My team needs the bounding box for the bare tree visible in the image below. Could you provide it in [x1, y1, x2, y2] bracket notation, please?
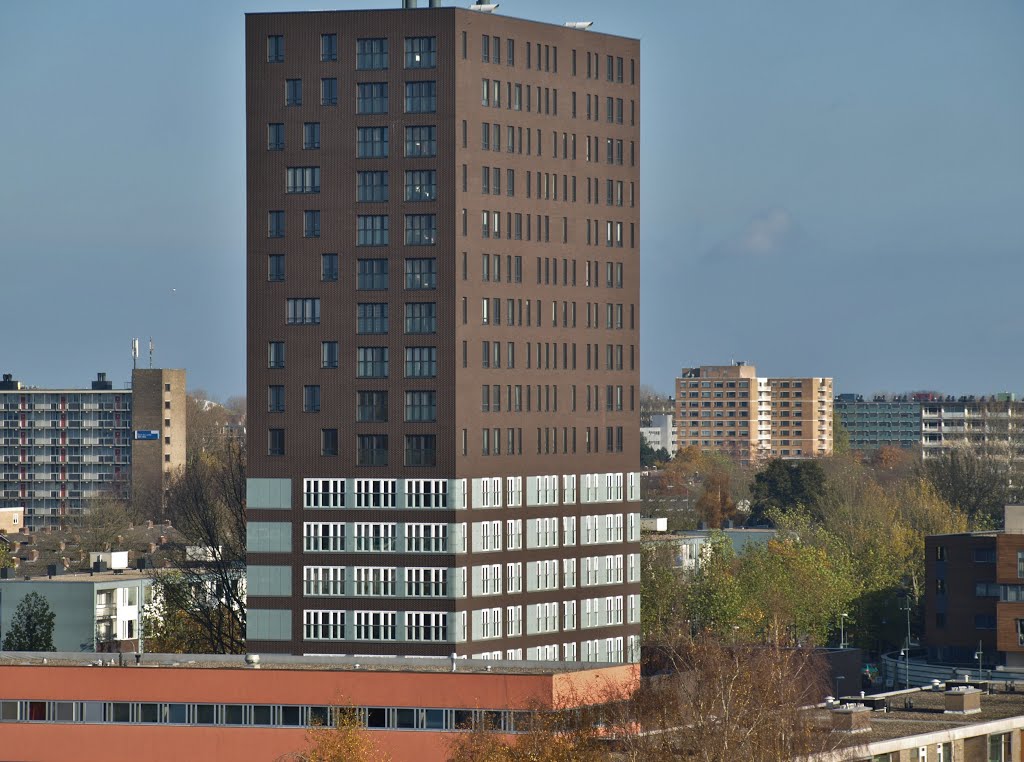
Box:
[149, 438, 246, 653]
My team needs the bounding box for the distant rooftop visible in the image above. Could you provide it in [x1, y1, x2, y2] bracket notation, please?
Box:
[0, 650, 620, 676]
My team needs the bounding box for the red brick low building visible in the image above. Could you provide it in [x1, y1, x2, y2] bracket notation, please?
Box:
[0, 652, 637, 762]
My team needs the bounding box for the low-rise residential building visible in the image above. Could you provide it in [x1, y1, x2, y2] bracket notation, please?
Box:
[643, 527, 776, 571]
[0, 569, 152, 652]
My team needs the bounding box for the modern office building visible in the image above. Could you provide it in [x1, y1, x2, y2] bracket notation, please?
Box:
[674, 363, 833, 465]
[245, 3, 642, 660]
[0, 369, 186, 529]
[833, 393, 922, 451]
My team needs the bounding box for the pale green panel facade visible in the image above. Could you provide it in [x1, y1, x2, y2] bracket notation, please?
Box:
[246, 522, 292, 553]
[247, 609, 291, 641]
[246, 478, 292, 509]
[248, 565, 292, 597]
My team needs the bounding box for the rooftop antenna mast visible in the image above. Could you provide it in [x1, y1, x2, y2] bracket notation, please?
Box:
[149, 338, 154, 369]
[131, 338, 139, 370]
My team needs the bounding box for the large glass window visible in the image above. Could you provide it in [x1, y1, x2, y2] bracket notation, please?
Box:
[404, 37, 436, 68]
[404, 303, 436, 334]
[405, 126, 436, 157]
[404, 258, 436, 290]
[405, 435, 437, 467]
[357, 435, 389, 466]
[357, 259, 388, 290]
[357, 391, 388, 422]
[357, 83, 388, 114]
[286, 298, 320, 325]
[356, 38, 388, 70]
[405, 391, 436, 422]
[405, 170, 436, 202]
[357, 215, 389, 246]
[405, 214, 436, 245]
[404, 81, 436, 113]
[405, 347, 436, 378]
[357, 347, 389, 378]
[357, 171, 389, 202]
[357, 303, 389, 334]
[286, 167, 320, 194]
[357, 127, 388, 158]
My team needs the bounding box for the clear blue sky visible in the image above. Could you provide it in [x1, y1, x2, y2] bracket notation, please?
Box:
[1, 0, 1021, 399]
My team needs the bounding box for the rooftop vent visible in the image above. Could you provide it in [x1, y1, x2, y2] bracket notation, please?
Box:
[469, 1, 498, 11]
[564, 21, 593, 30]
[830, 705, 871, 734]
[91, 372, 113, 391]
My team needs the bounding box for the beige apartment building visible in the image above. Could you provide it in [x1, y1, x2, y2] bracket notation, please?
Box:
[674, 363, 832, 465]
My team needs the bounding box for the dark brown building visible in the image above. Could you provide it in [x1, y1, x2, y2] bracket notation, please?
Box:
[925, 507, 1024, 668]
[245, 3, 641, 661]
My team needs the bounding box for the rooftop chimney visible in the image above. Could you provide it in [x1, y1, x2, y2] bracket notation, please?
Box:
[944, 687, 982, 715]
[830, 705, 871, 734]
[91, 372, 113, 391]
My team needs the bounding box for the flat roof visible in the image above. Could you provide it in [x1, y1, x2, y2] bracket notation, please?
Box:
[0, 650, 627, 676]
[824, 685, 1024, 751]
[245, 6, 640, 42]
[0, 569, 153, 584]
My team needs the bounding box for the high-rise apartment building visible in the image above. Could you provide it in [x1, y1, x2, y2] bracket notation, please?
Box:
[0, 369, 186, 528]
[674, 363, 833, 465]
[244, 3, 641, 661]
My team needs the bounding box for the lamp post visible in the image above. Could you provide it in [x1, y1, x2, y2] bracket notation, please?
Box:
[899, 593, 912, 689]
[840, 613, 848, 650]
[975, 641, 983, 681]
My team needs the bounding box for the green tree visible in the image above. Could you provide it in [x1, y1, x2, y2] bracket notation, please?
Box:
[640, 437, 658, 468]
[922, 446, 1010, 525]
[686, 534, 744, 640]
[2, 592, 56, 651]
[748, 458, 826, 525]
[641, 540, 689, 646]
[832, 411, 851, 455]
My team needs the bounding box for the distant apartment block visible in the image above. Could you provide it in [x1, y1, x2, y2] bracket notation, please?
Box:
[834, 393, 922, 451]
[0, 369, 186, 529]
[673, 363, 832, 465]
[921, 393, 1024, 459]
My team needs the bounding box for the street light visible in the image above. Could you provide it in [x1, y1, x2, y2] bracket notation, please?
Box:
[975, 642, 984, 681]
[840, 613, 849, 650]
[898, 593, 912, 689]
[834, 675, 845, 701]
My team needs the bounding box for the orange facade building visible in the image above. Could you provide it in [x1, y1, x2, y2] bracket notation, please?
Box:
[0, 652, 637, 762]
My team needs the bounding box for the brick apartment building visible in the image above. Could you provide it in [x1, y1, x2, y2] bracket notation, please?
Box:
[926, 506, 1024, 668]
[673, 362, 833, 465]
[245, 2, 642, 660]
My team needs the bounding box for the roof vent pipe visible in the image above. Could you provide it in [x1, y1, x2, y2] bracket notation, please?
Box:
[403, 0, 418, 8]
[429, 0, 441, 6]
